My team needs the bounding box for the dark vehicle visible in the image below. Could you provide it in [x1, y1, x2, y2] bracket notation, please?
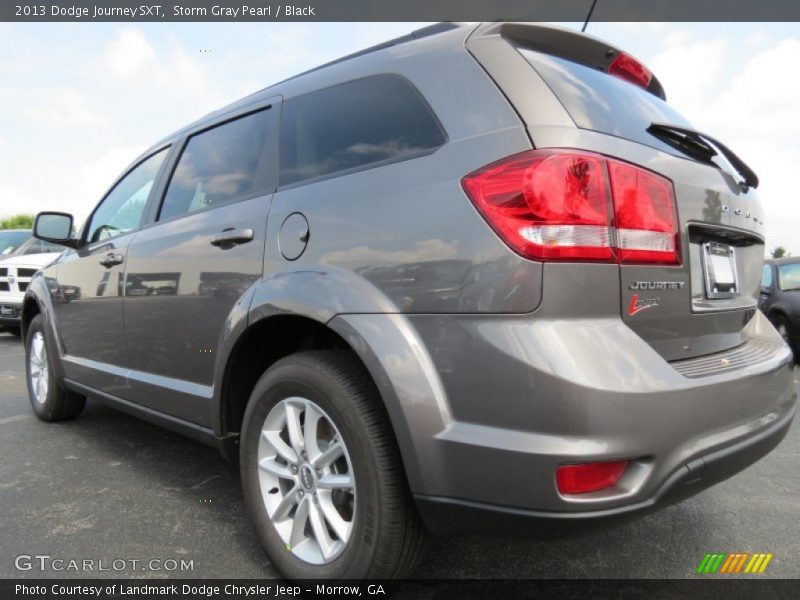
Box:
[760, 257, 800, 361]
[21, 23, 795, 579]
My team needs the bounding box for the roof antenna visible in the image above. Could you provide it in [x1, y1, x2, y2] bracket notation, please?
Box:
[582, 0, 598, 32]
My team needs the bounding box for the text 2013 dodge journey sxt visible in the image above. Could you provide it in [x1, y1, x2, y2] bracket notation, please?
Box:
[23, 23, 796, 579]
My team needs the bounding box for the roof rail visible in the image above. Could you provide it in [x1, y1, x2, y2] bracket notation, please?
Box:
[279, 22, 465, 86]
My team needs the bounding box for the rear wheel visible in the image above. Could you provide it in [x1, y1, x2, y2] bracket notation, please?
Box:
[26, 315, 85, 421]
[240, 350, 427, 579]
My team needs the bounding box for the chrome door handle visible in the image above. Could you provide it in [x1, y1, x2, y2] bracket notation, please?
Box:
[210, 228, 254, 248]
[99, 253, 124, 268]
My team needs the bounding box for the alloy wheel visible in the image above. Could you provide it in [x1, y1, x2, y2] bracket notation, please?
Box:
[257, 397, 356, 565]
[29, 331, 49, 405]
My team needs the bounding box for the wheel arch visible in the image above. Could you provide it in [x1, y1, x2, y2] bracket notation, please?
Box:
[212, 267, 450, 494]
[20, 275, 68, 381]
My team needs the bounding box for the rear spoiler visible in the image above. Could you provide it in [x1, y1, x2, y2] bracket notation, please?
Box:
[470, 22, 666, 101]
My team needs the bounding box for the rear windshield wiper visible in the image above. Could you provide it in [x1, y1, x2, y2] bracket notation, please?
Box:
[648, 122, 759, 190]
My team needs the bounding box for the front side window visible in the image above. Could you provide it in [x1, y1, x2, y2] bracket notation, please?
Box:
[761, 264, 773, 288]
[85, 149, 168, 244]
[279, 75, 446, 186]
[158, 108, 273, 221]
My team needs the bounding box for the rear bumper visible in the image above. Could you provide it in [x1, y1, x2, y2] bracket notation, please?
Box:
[415, 400, 794, 535]
[335, 308, 795, 535]
[401, 309, 795, 516]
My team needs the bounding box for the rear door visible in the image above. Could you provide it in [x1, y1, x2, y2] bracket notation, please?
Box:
[53, 148, 170, 391]
[122, 99, 279, 426]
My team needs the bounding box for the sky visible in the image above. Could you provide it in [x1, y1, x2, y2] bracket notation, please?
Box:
[0, 21, 798, 253]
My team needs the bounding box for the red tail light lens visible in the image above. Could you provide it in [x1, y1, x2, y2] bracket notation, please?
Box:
[461, 151, 613, 261]
[608, 161, 679, 265]
[461, 149, 680, 265]
[556, 459, 629, 495]
[608, 51, 653, 90]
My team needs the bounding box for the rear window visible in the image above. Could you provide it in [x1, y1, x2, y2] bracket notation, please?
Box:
[0, 231, 29, 255]
[517, 47, 694, 155]
[279, 75, 446, 186]
[12, 237, 63, 256]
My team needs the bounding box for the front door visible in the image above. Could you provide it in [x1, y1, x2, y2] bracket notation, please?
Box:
[53, 148, 170, 393]
[123, 104, 278, 426]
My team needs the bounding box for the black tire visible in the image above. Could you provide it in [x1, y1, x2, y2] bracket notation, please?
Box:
[25, 315, 86, 421]
[240, 350, 427, 579]
[770, 312, 798, 362]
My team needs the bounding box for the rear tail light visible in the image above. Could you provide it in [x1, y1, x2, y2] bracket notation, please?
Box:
[462, 149, 680, 265]
[608, 51, 653, 90]
[556, 459, 629, 495]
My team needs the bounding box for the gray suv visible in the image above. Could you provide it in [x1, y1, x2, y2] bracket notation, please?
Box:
[22, 23, 796, 579]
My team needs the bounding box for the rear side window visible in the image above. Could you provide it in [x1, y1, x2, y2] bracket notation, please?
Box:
[517, 47, 693, 155]
[159, 108, 273, 221]
[279, 75, 445, 186]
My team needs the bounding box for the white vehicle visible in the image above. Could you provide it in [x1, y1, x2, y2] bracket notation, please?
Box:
[0, 237, 63, 335]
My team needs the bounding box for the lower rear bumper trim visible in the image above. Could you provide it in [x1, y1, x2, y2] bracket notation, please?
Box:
[415, 401, 795, 537]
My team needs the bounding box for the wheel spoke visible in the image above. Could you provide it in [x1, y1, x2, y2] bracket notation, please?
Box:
[285, 403, 305, 456]
[258, 457, 293, 480]
[289, 495, 310, 548]
[261, 430, 298, 464]
[309, 500, 336, 560]
[269, 486, 300, 521]
[313, 439, 344, 468]
[318, 491, 351, 541]
[318, 473, 353, 490]
[303, 402, 323, 463]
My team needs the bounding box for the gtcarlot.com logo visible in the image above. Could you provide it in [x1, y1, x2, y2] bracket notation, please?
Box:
[697, 552, 773, 574]
[14, 554, 194, 572]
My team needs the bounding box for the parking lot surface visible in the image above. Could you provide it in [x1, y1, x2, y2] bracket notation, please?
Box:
[0, 330, 798, 579]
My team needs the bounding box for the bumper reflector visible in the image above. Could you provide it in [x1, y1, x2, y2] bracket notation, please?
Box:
[556, 459, 629, 494]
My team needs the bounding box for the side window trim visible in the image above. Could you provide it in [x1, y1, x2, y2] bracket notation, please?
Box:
[141, 138, 187, 228]
[80, 145, 172, 248]
[148, 97, 282, 227]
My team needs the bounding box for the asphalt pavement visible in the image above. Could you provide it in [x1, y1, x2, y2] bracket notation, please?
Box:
[0, 330, 798, 579]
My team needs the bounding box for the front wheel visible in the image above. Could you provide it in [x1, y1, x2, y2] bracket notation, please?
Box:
[26, 315, 86, 421]
[240, 350, 427, 579]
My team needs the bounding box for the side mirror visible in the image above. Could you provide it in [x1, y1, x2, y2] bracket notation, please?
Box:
[33, 212, 78, 248]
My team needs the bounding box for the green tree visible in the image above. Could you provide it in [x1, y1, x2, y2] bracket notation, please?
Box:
[0, 214, 34, 230]
[771, 246, 790, 259]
